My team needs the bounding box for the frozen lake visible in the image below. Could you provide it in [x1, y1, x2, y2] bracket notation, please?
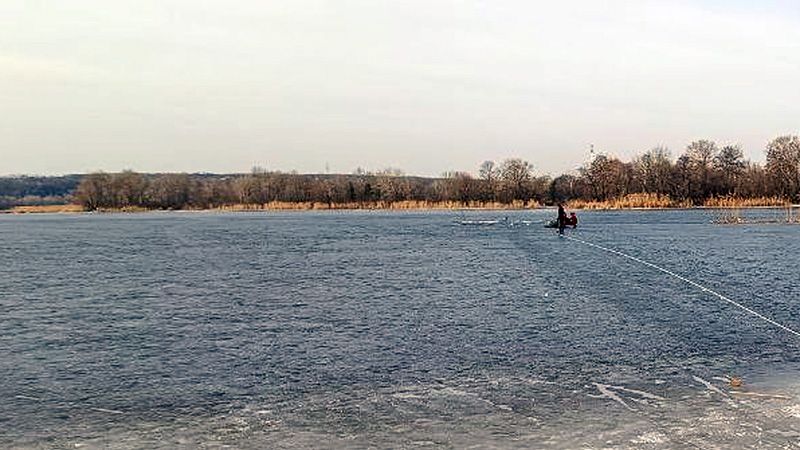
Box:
[2, 209, 800, 448]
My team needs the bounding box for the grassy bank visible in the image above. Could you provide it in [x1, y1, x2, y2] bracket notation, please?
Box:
[3, 195, 795, 213]
[216, 200, 541, 211]
[702, 196, 790, 208]
[3, 200, 542, 213]
[567, 193, 792, 210]
[4, 204, 85, 214]
[567, 193, 685, 210]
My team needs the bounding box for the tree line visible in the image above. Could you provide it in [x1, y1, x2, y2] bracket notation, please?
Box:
[71, 161, 554, 210]
[550, 136, 800, 203]
[3, 135, 798, 211]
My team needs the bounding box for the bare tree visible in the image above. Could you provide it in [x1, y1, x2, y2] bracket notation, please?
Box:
[479, 161, 496, 181]
[375, 170, 410, 203]
[498, 158, 534, 202]
[684, 140, 718, 198]
[478, 160, 498, 201]
[74, 172, 112, 210]
[633, 146, 673, 194]
[580, 154, 630, 200]
[766, 135, 800, 200]
[111, 170, 148, 207]
[714, 145, 745, 195]
[736, 162, 772, 198]
[442, 171, 479, 204]
[147, 174, 191, 209]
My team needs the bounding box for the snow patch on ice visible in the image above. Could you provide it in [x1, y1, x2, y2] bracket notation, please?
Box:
[784, 404, 800, 418]
[631, 431, 667, 444]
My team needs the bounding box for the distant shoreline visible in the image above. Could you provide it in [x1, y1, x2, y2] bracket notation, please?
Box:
[3, 202, 798, 215]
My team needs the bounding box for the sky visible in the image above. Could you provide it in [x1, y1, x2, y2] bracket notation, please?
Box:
[1, 0, 799, 177]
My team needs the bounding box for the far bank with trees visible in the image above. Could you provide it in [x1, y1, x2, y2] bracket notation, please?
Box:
[3, 135, 799, 212]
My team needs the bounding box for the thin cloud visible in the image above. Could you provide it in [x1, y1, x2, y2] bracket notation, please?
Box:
[0, 0, 798, 176]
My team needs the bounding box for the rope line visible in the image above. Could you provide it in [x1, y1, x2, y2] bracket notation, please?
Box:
[563, 234, 800, 339]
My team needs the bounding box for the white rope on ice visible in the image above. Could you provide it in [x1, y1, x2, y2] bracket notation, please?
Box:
[563, 234, 800, 339]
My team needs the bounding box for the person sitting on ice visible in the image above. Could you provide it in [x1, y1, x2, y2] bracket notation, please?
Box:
[569, 212, 578, 228]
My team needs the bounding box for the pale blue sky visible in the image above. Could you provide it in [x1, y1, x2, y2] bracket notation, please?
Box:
[1, 0, 799, 176]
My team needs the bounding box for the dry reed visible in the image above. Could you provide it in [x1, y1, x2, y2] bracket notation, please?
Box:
[7, 204, 85, 214]
[217, 200, 541, 211]
[566, 193, 685, 210]
[702, 196, 791, 208]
